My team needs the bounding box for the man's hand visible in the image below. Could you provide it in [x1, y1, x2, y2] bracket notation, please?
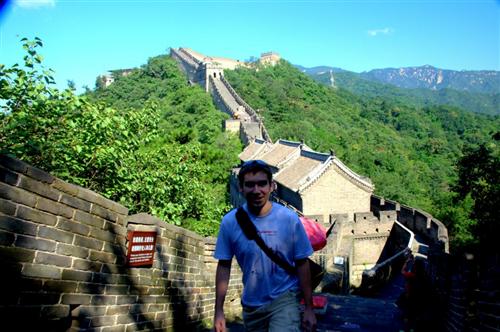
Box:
[296, 259, 317, 331]
[302, 307, 317, 332]
[214, 260, 231, 332]
[214, 310, 226, 332]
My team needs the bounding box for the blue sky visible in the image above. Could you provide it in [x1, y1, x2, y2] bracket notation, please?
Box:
[0, 0, 498, 93]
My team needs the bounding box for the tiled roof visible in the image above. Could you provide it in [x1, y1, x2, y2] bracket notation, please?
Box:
[239, 139, 272, 161]
[259, 140, 302, 167]
[238, 139, 374, 193]
[274, 154, 323, 190]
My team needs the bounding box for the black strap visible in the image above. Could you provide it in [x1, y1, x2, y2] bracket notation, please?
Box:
[236, 208, 296, 275]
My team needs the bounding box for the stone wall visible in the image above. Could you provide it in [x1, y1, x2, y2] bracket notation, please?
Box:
[426, 251, 500, 332]
[0, 155, 243, 331]
[301, 165, 372, 222]
[370, 195, 449, 253]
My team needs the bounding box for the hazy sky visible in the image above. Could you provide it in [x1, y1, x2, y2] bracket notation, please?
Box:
[1, 0, 498, 93]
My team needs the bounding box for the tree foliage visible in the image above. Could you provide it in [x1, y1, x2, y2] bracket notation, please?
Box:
[1, 38, 241, 236]
[453, 137, 499, 246]
[225, 61, 500, 248]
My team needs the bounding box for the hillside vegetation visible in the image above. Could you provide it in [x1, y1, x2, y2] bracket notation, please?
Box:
[306, 70, 499, 116]
[0, 39, 241, 236]
[225, 60, 499, 248]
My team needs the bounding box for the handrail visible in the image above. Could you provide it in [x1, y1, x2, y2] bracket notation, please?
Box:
[362, 220, 414, 279]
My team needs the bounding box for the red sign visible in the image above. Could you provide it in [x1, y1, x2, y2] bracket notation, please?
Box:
[126, 231, 157, 267]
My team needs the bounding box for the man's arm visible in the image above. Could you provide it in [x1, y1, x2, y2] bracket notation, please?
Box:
[296, 258, 317, 332]
[214, 259, 232, 332]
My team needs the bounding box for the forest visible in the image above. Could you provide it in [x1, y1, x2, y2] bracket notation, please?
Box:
[1, 39, 498, 249]
[0, 39, 241, 236]
[225, 60, 499, 250]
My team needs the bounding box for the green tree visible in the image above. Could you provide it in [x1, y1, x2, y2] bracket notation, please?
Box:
[453, 137, 499, 247]
[1, 38, 241, 236]
[225, 60, 500, 248]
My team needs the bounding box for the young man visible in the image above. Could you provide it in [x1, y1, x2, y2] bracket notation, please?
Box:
[213, 160, 317, 332]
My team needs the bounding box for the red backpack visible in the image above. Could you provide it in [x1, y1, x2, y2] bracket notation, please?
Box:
[300, 216, 328, 251]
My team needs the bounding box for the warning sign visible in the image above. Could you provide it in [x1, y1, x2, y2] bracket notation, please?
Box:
[126, 231, 157, 267]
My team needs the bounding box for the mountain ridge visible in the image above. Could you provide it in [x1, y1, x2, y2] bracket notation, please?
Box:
[297, 64, 499, 94]
[296, 64, 499, 115]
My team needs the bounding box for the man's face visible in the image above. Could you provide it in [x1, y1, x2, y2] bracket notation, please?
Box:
[240, 171, 273, 210]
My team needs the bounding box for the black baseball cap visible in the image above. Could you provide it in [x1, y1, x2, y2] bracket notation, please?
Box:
[238, 160, 273, 185]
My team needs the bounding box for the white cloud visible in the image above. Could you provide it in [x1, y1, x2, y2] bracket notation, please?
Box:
[367, 28, 393, 37]
[15, 0, 55, 9]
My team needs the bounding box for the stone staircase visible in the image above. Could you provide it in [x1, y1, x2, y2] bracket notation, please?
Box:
[211, 77, 249, 120]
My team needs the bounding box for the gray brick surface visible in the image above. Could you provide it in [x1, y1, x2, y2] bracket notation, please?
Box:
[77, 282, 105, 294]
[102, 324, 127, 332]
[25, 164, 55, 184]
[0, 154, 29, 173]
[72, 258, 102, 272]
[18, 174, 60, 201]
[36, 196, 74, 219]
[87, 315, 117, 327]
[22, 263, 62, 279]
[89, 250, 116, 264]
[0, 166, 19, 185]
[74, 234, 104, 251]
[105, 285, 129, 295]
[70, 304, 107, 317]
[62, 269, 92, 282]
[90, 227, 116, 243]
[17, 205, 58, 226]
[52, 178, 79, 196]
[91, 295, 117, 305]
[75, 210, 105, 229]
[104, 221, 127, 237]
[40, 305, 70, 318]
[0, 246, 36, 263]
[42, 280, 77, 294]
[91, 204, 119, 221]
[35, 251, 73, 267]
[61, 294, 92, 305]
[15, 235, 56, 252]
[0, 198, 17, 216]
[0, 182, 37, 207]
[59, 193, 92, 212]
[116, 295, 138, 305]
[57, 217, 91, 236]
[0, 229, 16, 246]
[38, 225, 74, 244]
[57, 242, 90, 259]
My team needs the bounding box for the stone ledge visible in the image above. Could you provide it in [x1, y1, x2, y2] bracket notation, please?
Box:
[0, 154, 55, 184]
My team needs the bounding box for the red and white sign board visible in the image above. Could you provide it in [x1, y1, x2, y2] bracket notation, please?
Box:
[126, 231, 157, 267]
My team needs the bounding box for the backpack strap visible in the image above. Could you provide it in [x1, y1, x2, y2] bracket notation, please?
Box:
[236, 207, 296, 275]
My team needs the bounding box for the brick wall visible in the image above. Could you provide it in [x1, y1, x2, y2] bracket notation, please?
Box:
[0, 155, 243, 331]
[302, 165, 372, 222]
[370, 195, 449, 253]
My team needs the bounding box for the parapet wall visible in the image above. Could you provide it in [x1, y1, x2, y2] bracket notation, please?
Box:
[370, 195, 449, 253]
[0, 155, 243, 331]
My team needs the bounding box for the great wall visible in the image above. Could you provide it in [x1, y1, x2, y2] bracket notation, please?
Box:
[0, 48, 497, 331]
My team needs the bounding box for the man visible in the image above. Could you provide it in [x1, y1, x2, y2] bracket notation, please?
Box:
[213, 159, 317, 332]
